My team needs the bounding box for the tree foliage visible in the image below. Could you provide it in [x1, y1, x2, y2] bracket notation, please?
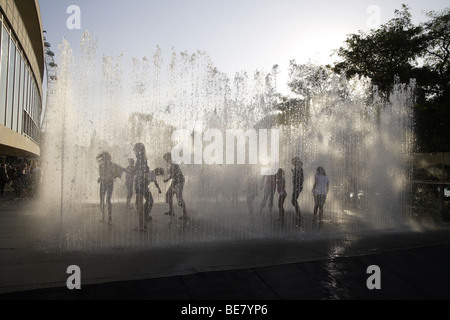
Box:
[332, 5, 449, 151]
[273, 5, 448, 152]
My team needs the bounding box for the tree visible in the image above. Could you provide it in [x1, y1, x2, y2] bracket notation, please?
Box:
[334, 4, 425, 95]
[413, 7, 449, 152]
[334, 5, 450, 152]
[422, 8, 450, 97]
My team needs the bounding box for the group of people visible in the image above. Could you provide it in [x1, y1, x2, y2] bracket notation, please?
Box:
[0, 162, 42, 199]
[96, 143, 187, 232]
[96, 147, 329, 230]
[248, 157, 329, 224]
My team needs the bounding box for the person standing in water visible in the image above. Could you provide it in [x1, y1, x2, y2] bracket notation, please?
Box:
[97, 151, 123, 225]
[133, 143, 151, 231]
[260, 173, 277, 215]
[312, 166, 329, 223]
[163, 152, 188, 220]
[291, 157, 304, 224]
[125, 158, 136, 210]
[145, 166, 163, 221]
[276, 168, 287, 221]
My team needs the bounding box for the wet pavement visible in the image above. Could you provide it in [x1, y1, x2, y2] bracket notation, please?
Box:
[3, 243, 450, 302]
[1, 187, 450, 302]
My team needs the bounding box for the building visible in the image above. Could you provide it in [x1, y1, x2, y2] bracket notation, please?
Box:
[0, 0, 44, 163]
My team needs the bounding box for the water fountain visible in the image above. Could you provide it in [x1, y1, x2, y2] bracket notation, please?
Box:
[38, 31, 415, 252]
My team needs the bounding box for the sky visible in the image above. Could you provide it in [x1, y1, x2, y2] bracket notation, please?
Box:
[38, 0, 449, 94]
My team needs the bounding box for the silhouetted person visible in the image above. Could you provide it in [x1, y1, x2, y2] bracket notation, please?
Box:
[163, 152, 188, 220]
[260, 173, 276, 215]
[312, 166, 329, 223]
[146, 167, 163, 221]
[125, 158, 136, 210]
[97, 151, 123, 225]
[17, 163, 29, 198]
[133, 143, 151, 231]
[0, 164, 9, 196]
[291, 157, 304, 224]
[276, 168, 287, 221]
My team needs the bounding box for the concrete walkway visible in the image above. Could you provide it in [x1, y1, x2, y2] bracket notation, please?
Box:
[0, 188, 450, 301]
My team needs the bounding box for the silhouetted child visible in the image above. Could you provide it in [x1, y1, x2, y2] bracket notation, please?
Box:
[291, 157, 304, 224]
[133, 143, 152, 231]
[145, 167, 163, 221]
[276, 168, 287, 221]
[260, 173, 277, 215]
[125, 158, 136, 210]
[312, 166, 329, 223]
[97, 151, 124, 225]
[163, 152, 188, 220]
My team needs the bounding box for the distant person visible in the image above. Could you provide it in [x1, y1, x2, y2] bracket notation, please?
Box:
[125, 158, 136, 210]
[145, 166, 163, 221]
[291, 157, 304, 224]
[17, 163, 29, 198]
[0, 164, 9, 196]
[260, 173, 277, 215]
[133, 143, 152, 231]
[312, 166, 329, 223]
[276, 168, 287, 221]
[97, 151, 123, 225]
[10, 165, 20, 195]
[245, 168, 259, 215]
[163, 152, 188, 220]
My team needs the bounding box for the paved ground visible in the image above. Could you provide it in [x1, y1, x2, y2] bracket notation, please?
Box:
[1, 186, 450, 304]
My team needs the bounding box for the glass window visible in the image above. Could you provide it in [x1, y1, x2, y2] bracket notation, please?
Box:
[29, 82, 33, 120]
[23, 64, 28, 116]
[12, 50, 21, 132]
[25, 69, 29, 114]
[29, 82, 34, 121]
[26, 115, 30, 137]
[32, 83, 36, 123]
[18, 57, 24, 134]
[36, 87, 40, 123]
[32, 83, 36, 121]
[23, 112, 27, 136]
[37, 100, 41, 135]
[23, 70, 30, 134]
[27, 71, 31, 114]
[6, 39, 16, 129]
[27, 69, 30, 115]
[31, 119, 34, 140]
[26, 113, 29, 137]
[33, 85, 37, 121]
[0, 25, 9, 126]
